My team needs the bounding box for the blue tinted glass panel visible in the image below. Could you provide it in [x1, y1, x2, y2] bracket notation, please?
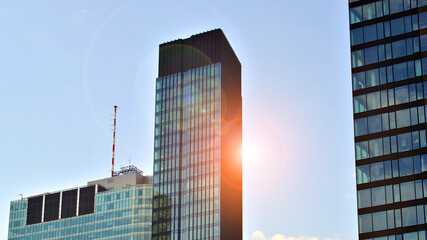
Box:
[391, 18, 405, 36]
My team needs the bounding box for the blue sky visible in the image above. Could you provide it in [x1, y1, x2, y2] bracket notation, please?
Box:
[0, 1, 355, 239]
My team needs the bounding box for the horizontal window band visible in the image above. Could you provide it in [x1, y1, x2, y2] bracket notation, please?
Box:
[355, 146, 427, 166]
[357, 171, 427, 189]
[359, 223, 427, 239]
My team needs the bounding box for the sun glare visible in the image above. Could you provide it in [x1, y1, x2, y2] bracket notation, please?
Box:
[242, 142, 261, 165]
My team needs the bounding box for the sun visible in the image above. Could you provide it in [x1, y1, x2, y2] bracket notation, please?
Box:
[242, 142, 261, 165]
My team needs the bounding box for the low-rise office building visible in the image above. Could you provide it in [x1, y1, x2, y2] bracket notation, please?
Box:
[8, 166, 152, 240]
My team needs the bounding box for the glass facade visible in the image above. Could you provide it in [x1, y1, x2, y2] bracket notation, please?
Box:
[8, 185, 152, 240]
[153, 63, 222, 240]
[350, 0, 427, 239]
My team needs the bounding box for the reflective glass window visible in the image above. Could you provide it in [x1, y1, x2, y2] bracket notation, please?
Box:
[359, 214, 373, 233]
[363, 3, 377, 21]
[393, 62, 408, 81]
[391, 17, 405, 36]
[395, 86, 409, 105]
[356, 141, 369, 160]
[351, 28, 364, 46]
[358, 189, 371, 208]
[366, 69, 380, 87]
[372, 186, 386, 206]
[399, 157, 414, 176]
[364, 25, 377, 43]
[371, 162, 385, 181]
[365, 46, 379, 65]
[357, 165, 370, 183]
[393, 40, 406, 58]
[373, 211, 387, 231]
[401, 181, 415, 201]
[370, 138, 383, 157]
[353, 72, 365, 90]
[354, 95, 367, 113]
[396, 109, 411, 128]
[402, 206, 417, 226]
[390, 0, 404, 14]
[367, 92, 381, 110]
[350, 6, 363, 24]
[352, 50, 364, 68]
[398, 132, 412, 152]
[368, 115, 382, 134]
[355, 118, 368, 136]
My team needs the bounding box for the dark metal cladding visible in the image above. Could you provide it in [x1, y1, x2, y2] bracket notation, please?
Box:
[78, 186, 95, 216]
[158, 29, 240, 78]
[26, 196, 43, 225]
[43, 193, 60, 222]
[61, 189, 77, 219]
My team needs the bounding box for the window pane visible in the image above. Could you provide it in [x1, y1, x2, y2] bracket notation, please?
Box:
[350, 6, 363, 24]
[391, 17, 405, 36]
[388, 210, 395, 229]
[399, 157, 414, 176]
[419, 12, 427, 29]
[373, 211, 387, 231]
[368, 115, 382, 134]
[395, 86, 409, 105]
[385, 161, 392, 179]
[365, 46, 379, 65]
[366, 69, 380, 87]
[398, 132, 412, 152]
[370, 162, 385, 182]
[352, 50, 364, 68]
[354, 95, 367, 113]
[392, 40, 406, 58]
[357, 165, 370, 183]
[400, 181, 415, 201]
[358, 189, 371, 208]
[364, 25, 377, 43]
[402, 206, 417, 227]
[390, 0, 404, 14]
[359, 214, 373, 233]
[351, 28, 364, 46]
[372, 186, 386, 206]
[356, 141, 369, 160]
[396, 109, 411, 128]
[420, 34, 427, 52]
[367, 92, 381, 110]
[369, 138, 383, 157]
[353, 72, 365, 90]
[363, 3, 377, 21]
[393, 62, 408, 81]
[355, 118, 368, 136]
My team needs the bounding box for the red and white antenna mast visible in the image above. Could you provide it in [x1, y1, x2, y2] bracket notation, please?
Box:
[111, 105, 118, 177]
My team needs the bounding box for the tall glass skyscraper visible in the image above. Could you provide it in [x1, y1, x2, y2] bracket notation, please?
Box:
[152, 29, 242, 240]
[8, 167, 152, 240]
[350, 0, 427, 239]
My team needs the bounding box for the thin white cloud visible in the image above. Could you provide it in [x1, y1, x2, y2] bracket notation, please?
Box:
[250, 231, 341, 240]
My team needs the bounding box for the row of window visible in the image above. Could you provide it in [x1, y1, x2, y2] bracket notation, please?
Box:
[353, 59, 422, 91]
[353, 81, 424, 114]
[350, 0, 426, 24]
[354, 105, 425, 136]
[352, 36, 420, 68]
[358, 179, 427, 208]
[355, 129, 426, 160]
[357, 154, 427, 184]
[351, 13, 421, 46]
[10, 222, 151, 240]
[359, 204, 426, 233]
[156, 73, 181, 89]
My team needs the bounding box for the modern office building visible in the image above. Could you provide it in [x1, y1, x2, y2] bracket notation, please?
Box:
[8, 166, 152, 240]
[152, 29, 242, 240]
[350, 0, 427, 239]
